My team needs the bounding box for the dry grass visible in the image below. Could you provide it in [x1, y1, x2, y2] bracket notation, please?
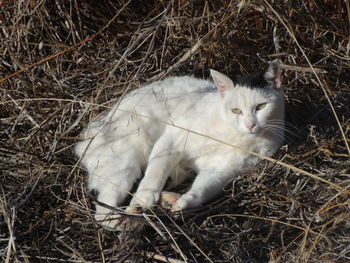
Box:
[1, 0, 350, 262]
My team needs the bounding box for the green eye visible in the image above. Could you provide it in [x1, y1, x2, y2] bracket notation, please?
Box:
[256, 103, 267, 111]
[231, 108, 242, 114]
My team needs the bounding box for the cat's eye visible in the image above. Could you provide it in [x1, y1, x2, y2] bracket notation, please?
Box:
[231, 108, 242, 115]
[256, 103, 267, 111]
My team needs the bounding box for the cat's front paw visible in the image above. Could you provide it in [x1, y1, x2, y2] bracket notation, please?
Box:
[130, 190, 160, 209]
[159, 191, 181, 209]
[171, 193, 200, 212]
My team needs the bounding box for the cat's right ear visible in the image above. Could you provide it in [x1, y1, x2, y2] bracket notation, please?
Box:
[210, 69, 234, 97]
[264, 60, 282, 90]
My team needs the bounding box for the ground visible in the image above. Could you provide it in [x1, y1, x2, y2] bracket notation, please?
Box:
[1, 0, 349, 262]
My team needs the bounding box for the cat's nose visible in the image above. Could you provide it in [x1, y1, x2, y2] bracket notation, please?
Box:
[246, 123, 256, 131]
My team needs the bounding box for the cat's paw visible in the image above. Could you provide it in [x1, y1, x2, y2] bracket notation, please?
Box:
[171, 198, 187, 212]
[130, 190, 160, 209]
[171, 193, 200, 212]
[125, 205, 142, 214]
[159, 191, 181, 209]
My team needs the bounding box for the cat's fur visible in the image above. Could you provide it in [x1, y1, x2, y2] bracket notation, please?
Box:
[75, 61, 285, 231]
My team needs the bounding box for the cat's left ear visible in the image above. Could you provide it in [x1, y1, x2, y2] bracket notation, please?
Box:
[264, 60, 282, 90]
[210, 69, 234, 97]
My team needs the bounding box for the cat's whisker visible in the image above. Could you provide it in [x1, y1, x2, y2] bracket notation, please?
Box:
[261, 122, 291, 136]
[263, 120, 300, 133]
[263, 127, 289, 141]
[262, 122, 298, 137]
[263, 125, 295, 143]
[263, 126, 285, 136]
[267, 125, 296, 137]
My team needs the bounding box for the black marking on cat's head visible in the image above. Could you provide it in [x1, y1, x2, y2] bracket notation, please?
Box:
[231, 60, 282, 90]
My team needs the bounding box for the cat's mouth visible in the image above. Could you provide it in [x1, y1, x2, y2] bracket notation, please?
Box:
[247, 127, 263, 136]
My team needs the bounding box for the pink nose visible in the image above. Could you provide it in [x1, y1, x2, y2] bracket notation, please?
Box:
[246, 123, 256, 131]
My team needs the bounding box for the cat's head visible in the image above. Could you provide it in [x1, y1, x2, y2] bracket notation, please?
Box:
[210, 60, 285, 136]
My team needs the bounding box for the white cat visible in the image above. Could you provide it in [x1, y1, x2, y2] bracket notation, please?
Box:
[75, 61, 285, 231]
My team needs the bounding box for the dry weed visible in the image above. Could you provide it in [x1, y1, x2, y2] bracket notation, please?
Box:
[1, 0, 349, 262]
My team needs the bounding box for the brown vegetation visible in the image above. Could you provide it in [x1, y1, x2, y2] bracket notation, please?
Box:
[1, 0, 349, 262]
